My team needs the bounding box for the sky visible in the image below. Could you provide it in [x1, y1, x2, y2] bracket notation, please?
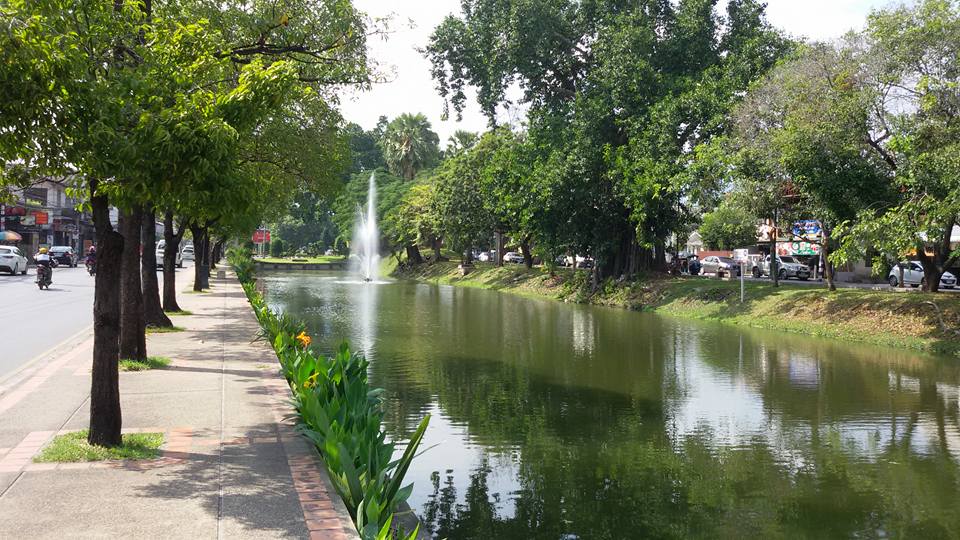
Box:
[340, 0, 892, 145]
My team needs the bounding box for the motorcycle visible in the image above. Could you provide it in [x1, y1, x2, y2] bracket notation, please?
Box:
[85, 257, 96, 276]
[36, 264, 52, 289]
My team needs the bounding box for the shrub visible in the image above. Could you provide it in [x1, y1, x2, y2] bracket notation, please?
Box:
[227, 246, 255, 283]
[270, 238, 285, 257]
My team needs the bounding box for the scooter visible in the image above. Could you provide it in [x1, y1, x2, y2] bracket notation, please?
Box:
[85, 257, 96, 276]
[36, 264, 52, 289]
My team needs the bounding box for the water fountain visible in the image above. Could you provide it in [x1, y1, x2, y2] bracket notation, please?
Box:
[351, 172, 380, 282]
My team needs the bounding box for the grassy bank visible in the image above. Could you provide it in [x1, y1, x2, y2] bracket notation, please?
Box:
[394, 261, 960, 357]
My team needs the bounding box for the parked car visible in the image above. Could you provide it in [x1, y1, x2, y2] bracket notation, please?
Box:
[324, 249, 336, 256]
[888, 261, 957, 289]
[181, 244, 195, 261]
[700, 256, 741, 277]
[155, 240, 184, 268]
[503, 251, 524, 264]
[753, 255, 810, 280]
[48, 246, 78, 267]
[478, 251, 495, 262]
[0, 245, 28, 275]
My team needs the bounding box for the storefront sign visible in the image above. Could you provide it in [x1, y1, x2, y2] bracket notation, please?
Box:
[32, 211, 49, 225]
[777, 241, 821, 256]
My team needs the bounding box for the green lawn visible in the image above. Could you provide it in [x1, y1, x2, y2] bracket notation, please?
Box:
[34, 430, 163, 462]
[257, 256, 345, 264]
[164, 309, 193, 316]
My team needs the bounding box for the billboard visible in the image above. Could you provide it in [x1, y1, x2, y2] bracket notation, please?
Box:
[792, 220, 821, 241]
[252, 230, 271, 244]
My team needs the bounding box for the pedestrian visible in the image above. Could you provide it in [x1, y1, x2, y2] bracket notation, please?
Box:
[689, 256, 701, 276]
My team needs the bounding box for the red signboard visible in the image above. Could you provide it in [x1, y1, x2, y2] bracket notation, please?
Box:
[32, 211, 48, 225]
[252, 230, 271, 244]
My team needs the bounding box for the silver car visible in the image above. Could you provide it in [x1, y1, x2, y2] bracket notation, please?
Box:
[700, 256, 741, 277]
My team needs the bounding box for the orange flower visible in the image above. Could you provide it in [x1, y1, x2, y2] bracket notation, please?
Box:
[303, 372, 318, 389]
[296, 331, 312, 348]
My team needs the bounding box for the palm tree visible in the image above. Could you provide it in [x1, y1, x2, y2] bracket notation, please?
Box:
[380, 113, 440, 180]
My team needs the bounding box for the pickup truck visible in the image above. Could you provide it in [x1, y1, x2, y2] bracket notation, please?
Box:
[752, 255, 811, 281]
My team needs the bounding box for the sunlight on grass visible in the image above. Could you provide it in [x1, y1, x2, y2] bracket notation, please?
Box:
[145, 325, 185, 334]
[34, 430, 163, 462]
[164, 309, 193, 316]
[119, 356, 171, 371]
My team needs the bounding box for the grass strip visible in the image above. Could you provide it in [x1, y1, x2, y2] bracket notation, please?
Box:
[145, 325, 185, 334]
[164, 309, 193, 316]
[34, 430, 163, 462]
[119, 356, 171, 371]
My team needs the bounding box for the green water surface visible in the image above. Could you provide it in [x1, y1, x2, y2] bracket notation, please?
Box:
[263, 273, 960, 539]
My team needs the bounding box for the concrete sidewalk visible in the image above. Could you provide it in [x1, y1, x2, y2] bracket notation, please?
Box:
[0, 273, 357, 539]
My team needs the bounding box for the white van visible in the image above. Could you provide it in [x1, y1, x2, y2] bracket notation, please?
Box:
[155, 240, 184, 268]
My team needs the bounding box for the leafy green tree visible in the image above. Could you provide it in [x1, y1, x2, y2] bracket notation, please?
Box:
[433, 154, 495, 264]
[380, 113, 441, 180]
[722, 41, 896, 289]
[444, 130, 479, 158]
[0, 0, 370, 446]
[388, 182, 444, 262]
[832, 0, 960, 292]
[426, 0, 791, 280]
[699, 203, 757, 251]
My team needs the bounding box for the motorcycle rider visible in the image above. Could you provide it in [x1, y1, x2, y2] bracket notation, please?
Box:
[35, 247, 53, 284]
[85, 246, 97, 273]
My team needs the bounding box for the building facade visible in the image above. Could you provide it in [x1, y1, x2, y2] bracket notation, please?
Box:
[0, 179, 95, 256]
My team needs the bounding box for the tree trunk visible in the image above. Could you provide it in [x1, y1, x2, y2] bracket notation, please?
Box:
[771, 240, 780, 287]
[495, 231, 505, 267]
[520, 240, 533, 269]
[922, 265, 942, 293]
[405, 244, 423, 265]
[88, 182, 123, 447]
[432, 237, 442, 261]
[119, 206, 147, 361]
[820, 222, 836, 292]
[162, 211, 184, 312]
[191, 224, 209, 291]
[141, 207, 171, 327]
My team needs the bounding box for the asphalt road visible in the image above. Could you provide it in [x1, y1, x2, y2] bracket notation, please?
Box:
[0, 261, 194, 381]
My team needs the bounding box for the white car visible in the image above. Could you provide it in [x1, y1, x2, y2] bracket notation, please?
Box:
[155, 240, 184, 268]
[0, 245, 28, 275]
[181, 244, 195, 262]
[478, 251, 494, 262]
[503, 251, 524, 264]
[888, 261, 956, 289]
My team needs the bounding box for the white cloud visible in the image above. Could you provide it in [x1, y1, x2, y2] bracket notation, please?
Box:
[340, 0, 891, 144]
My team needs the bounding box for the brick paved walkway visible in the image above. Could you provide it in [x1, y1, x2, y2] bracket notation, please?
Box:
[0, 271, 357, 539]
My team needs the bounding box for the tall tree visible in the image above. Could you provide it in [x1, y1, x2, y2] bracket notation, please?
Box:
[426, 0, 791, 280]
[833, 0, 960, 292]
[380, 113, 440, 180]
